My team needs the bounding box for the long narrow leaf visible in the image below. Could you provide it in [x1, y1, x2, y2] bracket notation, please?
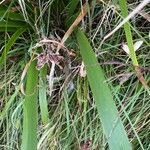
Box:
[0, 86, 20, 119]
[0, 20, 27, 27]
[119, 0, 138, 66]
[0, 27, 27, 68]
[39, 66, 49, 125]
[21, 60, 38, 150]
[76, 29, 132, 150]
[0, 27, 21, 32]
[0, 6, 24, 21]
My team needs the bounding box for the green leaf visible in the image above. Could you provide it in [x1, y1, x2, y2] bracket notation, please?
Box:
[0, 86, 20, 120]
[39, 66, 49, 125]
[76, 29, 132, 150]
[0, 27, 27, 68]
[0, 27, 21, 32]
[67, 0, 79, 17]
[0, 20, 27, 28]
[119, 0, 138, 66]
[21, 60, 39, 150]
[0, 8, 25, 21]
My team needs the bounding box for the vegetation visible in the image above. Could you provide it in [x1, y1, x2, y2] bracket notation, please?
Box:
[0, 0, 150, 149]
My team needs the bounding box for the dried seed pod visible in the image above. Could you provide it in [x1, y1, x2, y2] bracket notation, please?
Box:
[48, 54, 64, 64]
[36, 53, 48, 70]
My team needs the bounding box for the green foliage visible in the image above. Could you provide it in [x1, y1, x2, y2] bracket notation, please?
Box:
[76, 29, 132, 150]
[0, 5, 29, 31]
[39, 66, 49, 125]
[0, 0, 149, 149]
[119, 0, 138, 66]
[0, 27, 27, 68]
[21, 61, 39, 150]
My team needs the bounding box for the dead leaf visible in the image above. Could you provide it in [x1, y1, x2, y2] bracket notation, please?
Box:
[134, 66, 149, 89]
[133, 41, 143, 51]
[36, 53, 48, 70]
[79, 62, 87, 77]
[138, 10, 150, 22]
[118, 73, 133, 85]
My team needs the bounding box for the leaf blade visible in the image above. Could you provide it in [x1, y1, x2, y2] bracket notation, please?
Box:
[39, 66, 49, 125]
[76, 29, 132, 150]
[21, 60, 39, 150]
[0, 27, 27, 68]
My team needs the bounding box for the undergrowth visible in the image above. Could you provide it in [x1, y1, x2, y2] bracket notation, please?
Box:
[0, 0, 150, 150]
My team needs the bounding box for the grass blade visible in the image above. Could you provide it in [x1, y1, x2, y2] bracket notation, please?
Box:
[0, 20, 27, 28]
[39, 66, 49, 125]
[0, 27, 21, 32]
[76, 29, 132, 150]
[0, 6, 24, 21]
[0, 27, 27, 68]
[67, 0, 79, 17]
[119, 0, 138, 66]
[119, 0, 149, 89]
[0, 86, 20, 120]
[21, 60, 38, 150]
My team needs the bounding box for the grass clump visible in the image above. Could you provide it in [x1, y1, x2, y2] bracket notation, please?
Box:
[0, 0, 150, 150]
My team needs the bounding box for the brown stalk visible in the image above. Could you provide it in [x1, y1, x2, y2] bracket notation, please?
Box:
[134, 66, 149, 89]
[56, 3, 88, 52]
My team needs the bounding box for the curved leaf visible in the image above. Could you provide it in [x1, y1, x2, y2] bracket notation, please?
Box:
[76, 29, 132, 150]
